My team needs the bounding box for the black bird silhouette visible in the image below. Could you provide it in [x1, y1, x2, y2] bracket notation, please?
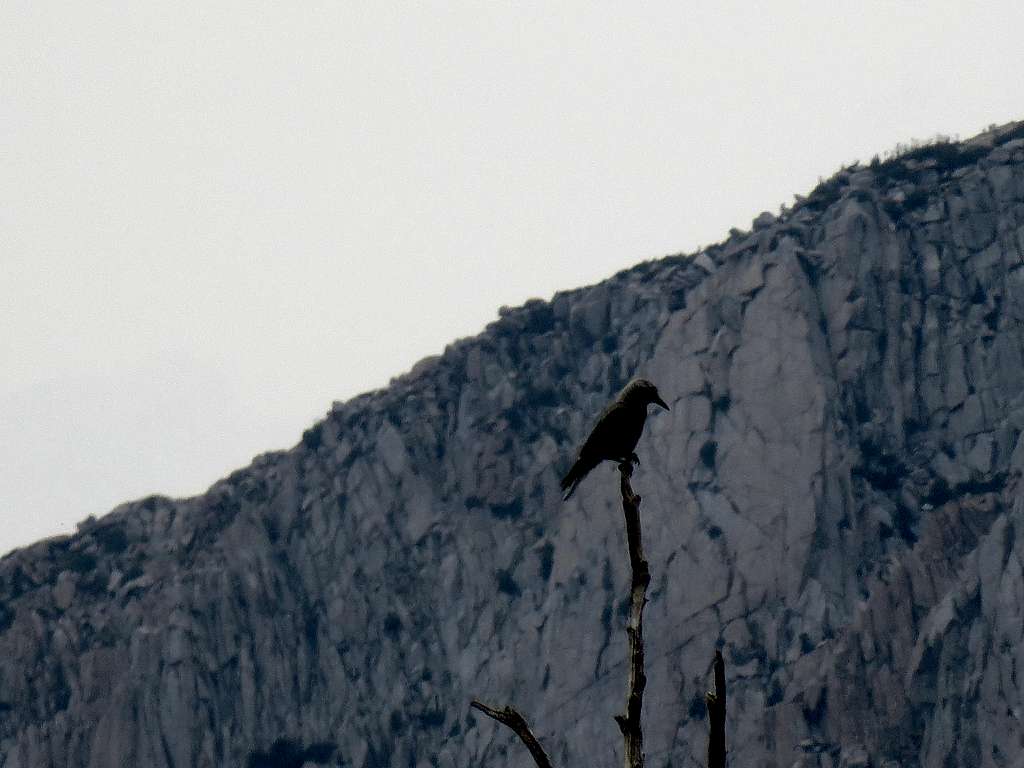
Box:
[560, 378, 670, 500]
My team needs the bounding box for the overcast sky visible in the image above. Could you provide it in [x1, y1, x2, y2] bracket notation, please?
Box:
[3, 2, 1023, 555]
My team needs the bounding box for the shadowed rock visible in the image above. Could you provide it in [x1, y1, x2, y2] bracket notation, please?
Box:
[246, 738, 336, 768]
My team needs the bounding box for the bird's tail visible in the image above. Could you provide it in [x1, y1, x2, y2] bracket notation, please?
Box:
[560, 457, 594, 501]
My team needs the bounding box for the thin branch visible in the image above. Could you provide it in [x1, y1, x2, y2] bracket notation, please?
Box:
[470, 700, 554, 768]
[705, 650, 727, 768]
[614, 461, 651, 768]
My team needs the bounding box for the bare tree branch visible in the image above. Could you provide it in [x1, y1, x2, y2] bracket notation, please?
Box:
[470, 700, 554, 768]
[613, 461, 651, 768]
[705, 650, 727, 768]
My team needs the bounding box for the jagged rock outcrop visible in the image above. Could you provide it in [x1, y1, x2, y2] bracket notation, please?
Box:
[3, 122, 1024, 767]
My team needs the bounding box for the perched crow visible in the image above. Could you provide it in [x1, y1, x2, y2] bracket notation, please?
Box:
[560, 378, 670, 500]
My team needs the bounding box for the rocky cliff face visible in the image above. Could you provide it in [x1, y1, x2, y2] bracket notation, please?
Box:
[4, 123, 1024, 768]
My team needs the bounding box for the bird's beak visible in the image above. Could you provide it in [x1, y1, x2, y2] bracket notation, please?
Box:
[653, 394, 670, 411]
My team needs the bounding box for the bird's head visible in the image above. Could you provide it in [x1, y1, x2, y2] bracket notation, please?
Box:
[620, 378, 670, 411]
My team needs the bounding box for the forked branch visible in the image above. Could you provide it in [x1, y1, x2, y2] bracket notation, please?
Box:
[470, 700, 554, 768]
[470, 461, 655, 768]
[614, 461, 651, 768]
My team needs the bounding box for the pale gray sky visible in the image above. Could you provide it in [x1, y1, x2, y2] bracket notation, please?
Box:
[3, 2, 1022, 555]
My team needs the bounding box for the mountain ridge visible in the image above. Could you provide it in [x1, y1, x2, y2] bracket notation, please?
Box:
[3, 120, 1024, 767]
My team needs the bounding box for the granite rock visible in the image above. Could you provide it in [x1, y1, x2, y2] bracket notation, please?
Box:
[3, 123, 1024, 767]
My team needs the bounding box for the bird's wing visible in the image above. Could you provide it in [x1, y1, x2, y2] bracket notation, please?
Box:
[577, 401, 638, 462]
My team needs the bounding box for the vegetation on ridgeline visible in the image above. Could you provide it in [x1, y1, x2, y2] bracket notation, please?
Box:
[799, 121, 1024, 216]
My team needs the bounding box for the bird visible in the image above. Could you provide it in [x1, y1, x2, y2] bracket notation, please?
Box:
[560, 378, 670, 500]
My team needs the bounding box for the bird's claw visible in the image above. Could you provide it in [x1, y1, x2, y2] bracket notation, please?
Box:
[618, 453, 641, 477]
